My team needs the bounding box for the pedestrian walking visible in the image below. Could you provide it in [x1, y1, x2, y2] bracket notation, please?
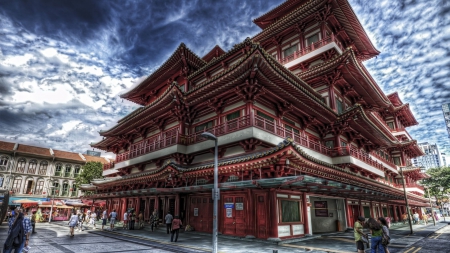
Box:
[434, 211, 440, 221]
[378, 217, 390, 253]
[68, 210, 79, 237]
[412, 212, 419, 224]
[354, 216, 367, 253]
[101, 209, 108, 230]
[130, 211, 136, 230]
[123, 211, 128, 230]
[401, 212, 408, 224]
[109, 209, 117, 230]
[138, 211, 144, 229]
[90, 212, 97, 229]
[150, 209, 158, 231]
[3, 208, 32, 253]
[170, 216, 182, 242]
[422, 212, 428, 225]
[31, 211, 36, 233]
[165, 212, 173, 234]
[368, 218, 385, 253]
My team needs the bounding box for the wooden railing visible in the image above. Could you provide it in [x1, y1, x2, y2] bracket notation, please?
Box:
[279, 34, 344, 65]
[405, 183, 425, 191]
[109, 114, 391, 173]
[370, 151, 397, 170]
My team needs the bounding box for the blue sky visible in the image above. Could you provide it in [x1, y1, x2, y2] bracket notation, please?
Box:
[0, 0, 449, 158]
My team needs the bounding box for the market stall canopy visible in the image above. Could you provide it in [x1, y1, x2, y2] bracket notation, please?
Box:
[12, 199, 39, 204]
[39, 204, 73, 209]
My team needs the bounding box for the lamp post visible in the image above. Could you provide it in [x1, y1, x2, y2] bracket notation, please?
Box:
[425, 187, 436, 226]
[439, 187, 446, 222]
[399, 166, 413, 234]
[200, 132, 218, 253]
[48, 186, 55, 222]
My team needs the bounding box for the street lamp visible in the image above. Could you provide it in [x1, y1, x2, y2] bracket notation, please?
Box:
[439, 186, 446, 222]
[200, 132, 219, 253]
[48, 186, 55, 222]
[399, 166, 413, 234]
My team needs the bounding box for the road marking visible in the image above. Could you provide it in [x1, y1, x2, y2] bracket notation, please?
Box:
[411, 247, 422, 253]
[403, 247, 416, 253]
[325, 237, 355, 243]
[283, 244, 354, 253]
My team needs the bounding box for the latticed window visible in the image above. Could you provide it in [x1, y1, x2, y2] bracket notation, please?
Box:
[195, 120, 213, 133]
[387, 122, 395, 130]
[27, 160, 37, 174]
[284, 45, 297, 57]
[71, 184, 77, 196]
[52, 182, 60, 195]
[35, 180, 44, 194]
[62, 182, 69, 196]
[257, 111, 274, 122]
[12, 177, 22, 193]
[0, 156, 8, 166]
[226, 111, 240, 121]
[74, 166, 81, 177]
[64, 165, 72, 177]
[281, 200, 301, 222]
[54, 164, 62, 176]
[325, 140, 334, 149]
[38, 161, 48, 175]
[393, 157, 401, 166]
[306, 33, 320, 45]
[16, 159, 26, 172]
[336, 99, 344, 114]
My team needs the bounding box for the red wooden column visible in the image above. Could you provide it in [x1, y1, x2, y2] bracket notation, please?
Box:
[268, 189, 279, 238]
[246, 189, 255, 237]
[359, 200, 364, 217]
[369, 202, 374, 218]
[329, 84, 337, 111]
[136, 197, 140, 214]
[344, 199, 351, 227]
[303, 193, 310, 234]
[175, 194, 180, 216]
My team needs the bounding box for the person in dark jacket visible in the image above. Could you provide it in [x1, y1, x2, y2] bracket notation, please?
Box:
[3, 208, 31, 253]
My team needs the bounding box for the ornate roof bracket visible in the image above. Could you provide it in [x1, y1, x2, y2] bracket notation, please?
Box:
[314, 4, 332, 24]
[206, 97, 225, 114]
[239, 138, 262, 152]
[234, 77, 265, 103]
[171, 153, 194, 165]
[276, 101, 293, 118]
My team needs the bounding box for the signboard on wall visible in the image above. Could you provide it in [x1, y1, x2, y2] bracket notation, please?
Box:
[224, 203, 234, 209]
[314, 201, 328, 217]
[194, 208, 198, 217]
[226, 208, 233, 218]
[236, 203, 243, 210]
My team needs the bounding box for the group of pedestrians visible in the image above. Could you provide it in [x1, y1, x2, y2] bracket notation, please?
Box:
[354, 216, 390, 253]
[164, 212, 182, 242]
[3, 207, 33, 253]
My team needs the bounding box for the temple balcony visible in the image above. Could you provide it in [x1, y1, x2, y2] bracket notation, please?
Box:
[395, 182, 425, 195]
[105, 114, 391, 179]
[279, 34, 344, 69]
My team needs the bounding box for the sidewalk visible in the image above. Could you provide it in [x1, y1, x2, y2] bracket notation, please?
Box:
[50, 219, 448, 253]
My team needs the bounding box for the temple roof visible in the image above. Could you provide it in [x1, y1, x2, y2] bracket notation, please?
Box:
[120, 43, 206, 105]
[252, 0, 379, 59]
[387, 92, 404, 106]
[202, 45, 226, 63]
[393, 103, 418, 127]
[253, 0, 307, 29]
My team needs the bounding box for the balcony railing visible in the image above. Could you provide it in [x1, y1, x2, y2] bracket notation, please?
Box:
[370, 151, 397, 170]
[34, 189, 44, 195]
[38, 169, 47, 175]
[11, 188, 21, 194]
[64, 172, 71, 177]
[110, 114, 390, 174]
[279, 34, 344, 65]
[27, 168, 36, 174]
[54, 171, 62, 177]
[405, 183, 425, 191]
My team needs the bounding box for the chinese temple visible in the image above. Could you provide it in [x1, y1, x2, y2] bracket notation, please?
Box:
[85, 0, 429, 240]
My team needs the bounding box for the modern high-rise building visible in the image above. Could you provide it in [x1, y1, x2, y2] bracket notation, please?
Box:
[412, 142, 443, 170]
[442, 103, 450, 138]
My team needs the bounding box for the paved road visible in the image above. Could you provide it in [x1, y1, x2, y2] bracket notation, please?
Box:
[398, 224, 450, 253]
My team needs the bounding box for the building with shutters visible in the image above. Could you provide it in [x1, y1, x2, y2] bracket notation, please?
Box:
[85, 0, 429, 239]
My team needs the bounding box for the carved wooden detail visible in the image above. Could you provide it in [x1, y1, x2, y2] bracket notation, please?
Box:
[239, 138, 262, 152]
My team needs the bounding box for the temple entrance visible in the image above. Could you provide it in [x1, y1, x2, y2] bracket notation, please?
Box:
[348, 204, 360, 227]
[188, 196, 213, 233]
[255, 193, 268, 238]
[222, 195, 246, 237]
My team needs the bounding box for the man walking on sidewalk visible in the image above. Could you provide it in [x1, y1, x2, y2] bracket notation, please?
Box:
[109, 209, 117, 230]
[170, 216, 182, 242]
[165, 212, 173, 234]
[101, 209, 108, 230]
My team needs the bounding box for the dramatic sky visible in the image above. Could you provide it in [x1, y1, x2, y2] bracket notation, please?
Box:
[0, 0, 449, 157]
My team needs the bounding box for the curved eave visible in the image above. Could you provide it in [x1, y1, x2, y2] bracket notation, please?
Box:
[120, 43, 206, 104]
[253, 0, 307, 29]
[299, 49, 391, 108]
[387, 92, 403, 106]
[338, 105, 400, 147]
[100, 84, 183, 137]
[394, 104, 419, 127]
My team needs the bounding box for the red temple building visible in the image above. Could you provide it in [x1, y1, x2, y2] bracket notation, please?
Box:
[85, 0, 429, 240]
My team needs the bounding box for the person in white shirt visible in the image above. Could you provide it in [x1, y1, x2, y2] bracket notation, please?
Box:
[109, 209, 117, 230]
[90, 212, 97, 229]
[123, 211, 128, 230]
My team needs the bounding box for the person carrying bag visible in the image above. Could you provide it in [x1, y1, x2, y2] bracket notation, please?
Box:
[354, 216, 368, 253]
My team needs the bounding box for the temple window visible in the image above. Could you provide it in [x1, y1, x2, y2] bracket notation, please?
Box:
[336, 98, 344, 113]
[325, 140, 334, 149]
[226, 111, 240, 121]
[283, 45, 297, 58]
[256, 111, 274, 122]
[227, 175, 239, 182]
[341, 141, 347, 147]
[280, 199, 302, 223]
[197, 179, 208, 185]
[306, 32, 320, 46]
[195, 120, 214, 133]
[387, 122, 395, 130]
[0, 156, 8, 166]
[393, 157, 401, 166]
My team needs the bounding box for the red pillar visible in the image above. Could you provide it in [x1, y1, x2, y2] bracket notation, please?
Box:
[246, 189, 255, 236]
[269, 189, 278, 238]
[175, 194, 180, 216]
[329, 84, 336, 111]
[344, 199, 351, 227]
[359, 200, 364, 218]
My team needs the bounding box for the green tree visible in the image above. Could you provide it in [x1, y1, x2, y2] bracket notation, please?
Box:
[422, 167, 450, 206]
[74, 161, 103, 187]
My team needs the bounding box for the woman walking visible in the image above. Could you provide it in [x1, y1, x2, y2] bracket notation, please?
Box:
[68, 211, 79, 237]
[378, 217, 390, 253]
[90, 211, 97, 229]
[368, 218, 385, 253]
[354, 216, 367, 253]
[170, 216, 182, 242]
